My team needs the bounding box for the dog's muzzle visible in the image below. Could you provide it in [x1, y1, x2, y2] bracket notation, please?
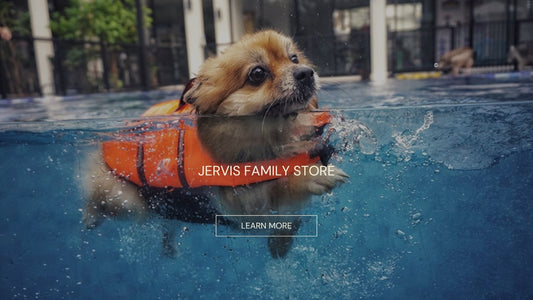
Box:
[293, 66, 316, 101]
[293, 66, 315, 87]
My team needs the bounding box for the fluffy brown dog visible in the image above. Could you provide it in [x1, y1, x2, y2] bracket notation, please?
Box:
[435, 47, 474, 76]
[83, 30, 348, 258]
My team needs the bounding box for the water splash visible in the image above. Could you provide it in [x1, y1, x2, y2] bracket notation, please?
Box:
[391, 111, 434, 162]
[331, 113, 378, 156]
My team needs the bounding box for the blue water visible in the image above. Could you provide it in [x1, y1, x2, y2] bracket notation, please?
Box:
[1, 77, 532, 299]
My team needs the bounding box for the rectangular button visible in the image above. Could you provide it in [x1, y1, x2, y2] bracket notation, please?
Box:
[215, 215, 318, 237]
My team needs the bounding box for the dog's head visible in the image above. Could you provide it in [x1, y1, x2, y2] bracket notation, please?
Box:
[182, 30, 319, 116]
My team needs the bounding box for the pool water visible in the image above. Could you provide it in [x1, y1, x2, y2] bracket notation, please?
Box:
[1, 78, 532, 299]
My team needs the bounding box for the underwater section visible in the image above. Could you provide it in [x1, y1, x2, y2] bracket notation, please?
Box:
[1, 77, 532, 299]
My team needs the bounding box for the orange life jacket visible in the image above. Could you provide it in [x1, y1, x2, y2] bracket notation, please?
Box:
[102, 99, 331, 188]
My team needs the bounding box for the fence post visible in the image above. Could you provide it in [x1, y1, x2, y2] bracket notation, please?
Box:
[451, 26, 456, 50]
[183, 0, 206, 79]
[0, 47, 6, 98]
[28, 0, 55, 96]
[135, 0, 149, 90]
[53, 39, 66, 95]
[513, 11, 519, 44]
[468, 0, 474, 48]
[370, 0, 388, 82]
[100, 41, 110, 91]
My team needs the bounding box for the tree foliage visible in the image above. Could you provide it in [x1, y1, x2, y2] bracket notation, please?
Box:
[50, 0, 152, 44]
[0, 1, 31, 36]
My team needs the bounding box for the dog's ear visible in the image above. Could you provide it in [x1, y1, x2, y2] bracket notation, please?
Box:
[181, 75, 228, 114]
[181, 73, 241, 114]
[180, 78, 196, 102]
[181, 78, 201, 105]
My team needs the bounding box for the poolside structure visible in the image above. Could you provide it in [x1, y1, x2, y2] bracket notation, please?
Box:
[27, 1, 55, 96]
[2, 0, 532, 98]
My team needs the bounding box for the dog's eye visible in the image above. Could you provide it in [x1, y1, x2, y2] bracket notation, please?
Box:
[290, 54, 299, 64]
[248, 66, 268, 85]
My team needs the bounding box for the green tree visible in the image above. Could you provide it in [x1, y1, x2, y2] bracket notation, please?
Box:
[50, 0, 151, 44]
[0, 1, 30, 36]
[50, 0, 152, 90]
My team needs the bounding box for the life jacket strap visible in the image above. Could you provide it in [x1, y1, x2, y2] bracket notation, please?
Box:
[177, 128, 189, 188]
[137, 143, 148, 187]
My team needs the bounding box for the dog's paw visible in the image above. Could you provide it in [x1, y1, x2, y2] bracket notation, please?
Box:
[162, 242, 177, 258]
[268, 236, 294, 258]
[306, 165, 349, 195]
[267, 218, 302, 258]
[82, 206, 104, 230]
[162, 231, 178, 258]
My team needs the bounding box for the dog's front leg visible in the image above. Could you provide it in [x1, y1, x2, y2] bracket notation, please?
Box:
[82, 153, 149, 229]
[161, 219, 177, 258]
[267, 217, 301, 258]
[269, 164, 349, 209]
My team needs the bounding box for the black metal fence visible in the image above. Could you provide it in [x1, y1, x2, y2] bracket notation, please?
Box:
[0, 36, 40, 98]
[391, 19, 533, 73]
[293, 19, 523, 78]
[294, 30, 371, 79]
[2, 19, 532, 99]
[0, 36, 189, 98]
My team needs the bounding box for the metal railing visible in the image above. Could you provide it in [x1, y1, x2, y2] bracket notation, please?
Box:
[392, 19, 533, 73]
[294, 31, 371, 78]
[1, 36, 189, 98]
[0, 36, 40, 98]
[2, 19, 532, 98]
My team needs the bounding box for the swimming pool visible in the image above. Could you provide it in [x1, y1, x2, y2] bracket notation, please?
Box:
[1, 77, 532, 299]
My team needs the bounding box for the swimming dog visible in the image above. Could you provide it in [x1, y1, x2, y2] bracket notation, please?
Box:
[83, 30, 348, 258]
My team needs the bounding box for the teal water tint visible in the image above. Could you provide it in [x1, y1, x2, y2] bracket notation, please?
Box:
[0, 78, 532, 299]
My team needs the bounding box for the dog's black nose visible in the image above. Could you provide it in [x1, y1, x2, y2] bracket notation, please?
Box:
[293, 67, 314, 85]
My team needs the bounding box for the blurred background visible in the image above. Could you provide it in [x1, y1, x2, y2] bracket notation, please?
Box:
[1, 0, 532, 98]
